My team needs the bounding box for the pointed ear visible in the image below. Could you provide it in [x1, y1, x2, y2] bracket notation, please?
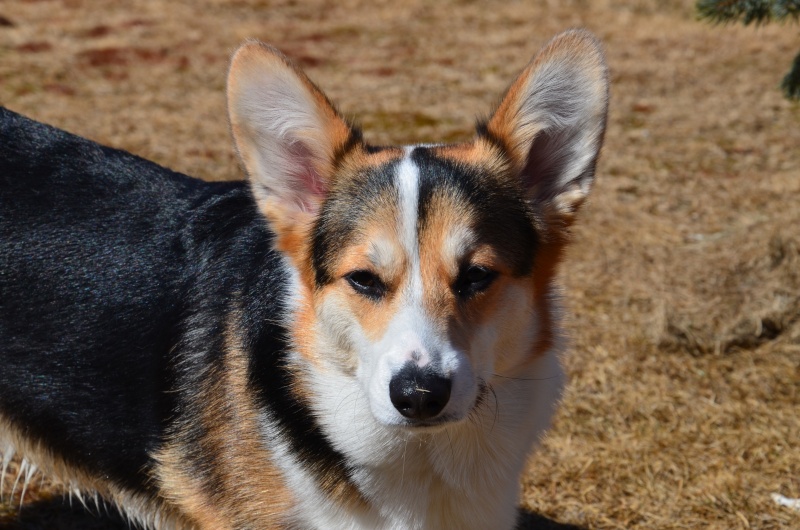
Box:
[227, 41, 356, 224]
[485, 30, 608, 224]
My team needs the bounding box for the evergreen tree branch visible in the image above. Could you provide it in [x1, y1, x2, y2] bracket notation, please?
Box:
[697, 1, 800, 100]
[697, 0, 800, 25]
[781, 49, 800, 99]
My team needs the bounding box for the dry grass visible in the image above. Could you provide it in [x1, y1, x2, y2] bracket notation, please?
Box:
[1, 0, 799, 528]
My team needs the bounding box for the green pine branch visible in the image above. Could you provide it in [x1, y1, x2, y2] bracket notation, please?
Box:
[782, 50, 800, 98]
[697, 0, 800, 25]
[697, 0, 800, 99]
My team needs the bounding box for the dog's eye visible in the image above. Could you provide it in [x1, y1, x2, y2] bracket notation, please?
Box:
[345, 270, 386, 299]
[454, 265, 497, 298]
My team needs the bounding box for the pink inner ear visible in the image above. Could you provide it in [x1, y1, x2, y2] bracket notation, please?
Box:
[287, 140, 328, 213]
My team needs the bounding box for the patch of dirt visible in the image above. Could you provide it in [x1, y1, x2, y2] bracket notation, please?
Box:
[661, 230, 800, 355]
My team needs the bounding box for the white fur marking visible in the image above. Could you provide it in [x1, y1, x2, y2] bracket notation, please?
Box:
[395, 148, 422, 300]
[0, 444, 14, 501]
[10, 457, 26, 503]
[19, 460, 37, 508]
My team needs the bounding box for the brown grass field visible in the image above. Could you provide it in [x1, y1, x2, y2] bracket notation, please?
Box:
[1, 0, 799, 528]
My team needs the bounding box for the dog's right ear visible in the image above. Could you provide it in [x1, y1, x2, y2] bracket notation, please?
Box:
[227, 41, 355, 241]
[484, 30, 609, 228]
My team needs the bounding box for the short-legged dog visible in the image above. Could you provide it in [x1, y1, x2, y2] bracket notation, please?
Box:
[0, 29, 608, 529]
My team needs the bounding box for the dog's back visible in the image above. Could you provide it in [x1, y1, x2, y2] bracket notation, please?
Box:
[0, 107, 238, 492]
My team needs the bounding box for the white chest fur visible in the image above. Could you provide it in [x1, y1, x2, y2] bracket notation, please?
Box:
[282, 349, 565, 530]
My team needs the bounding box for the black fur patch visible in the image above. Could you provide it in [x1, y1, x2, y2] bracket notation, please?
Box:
[0, 107, 358, 500]
[0, 107, 214, 492]
[311, 159, 400, 287]
[311, 147, 537, 288]
[412, 147, 538, 277]
[475, 119, 512, 157]
[247, 325, 357, 495]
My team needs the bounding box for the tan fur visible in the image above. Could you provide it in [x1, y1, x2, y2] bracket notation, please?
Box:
[0, 416, 189, 529]
[154, 318, 294, 530]
[418, 191, 478, 325]
[430, 129, 585, 371]
[433, 138, 512, 179]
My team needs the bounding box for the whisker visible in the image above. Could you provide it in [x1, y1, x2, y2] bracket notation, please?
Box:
[400, 438, 408, 492]
[488, 383, 499, 432]
[333, 387, 360, 423]
[491, 373, 561, 382]
[470, 381, 489, 431]
[444, 429, 456, 470]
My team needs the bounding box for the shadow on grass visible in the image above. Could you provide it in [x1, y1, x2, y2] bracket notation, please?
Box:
[517, 507, 588, 530]
[0, 495, 128, 530]
[0, 498, 588, 529]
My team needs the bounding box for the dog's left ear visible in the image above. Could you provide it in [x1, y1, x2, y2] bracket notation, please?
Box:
[485, 30, 609, 225]
[227, 41, 354, 230]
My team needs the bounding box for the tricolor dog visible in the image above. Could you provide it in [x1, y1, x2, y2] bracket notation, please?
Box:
[0, 29, 608, 529]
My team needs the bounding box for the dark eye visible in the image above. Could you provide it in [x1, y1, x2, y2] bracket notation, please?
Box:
[345, 270, 386, 299]
[454, 265, 497, 298]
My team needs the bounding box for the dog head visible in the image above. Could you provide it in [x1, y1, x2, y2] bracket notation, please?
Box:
[227, 30, 608, 429]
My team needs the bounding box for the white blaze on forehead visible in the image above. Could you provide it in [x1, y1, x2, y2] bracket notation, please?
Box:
[354, 148, 480, 425]
[384, 147, 436, 368]
[395, 148, 422, 300]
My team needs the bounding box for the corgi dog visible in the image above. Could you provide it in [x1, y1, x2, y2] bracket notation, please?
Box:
[0, 29, 608, 530]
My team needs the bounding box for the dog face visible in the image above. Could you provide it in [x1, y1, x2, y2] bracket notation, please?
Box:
[227, 31, 608, 429]
[305, 147, 544, 427]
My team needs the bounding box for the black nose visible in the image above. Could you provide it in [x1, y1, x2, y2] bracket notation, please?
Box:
[389, 364, 451, 421]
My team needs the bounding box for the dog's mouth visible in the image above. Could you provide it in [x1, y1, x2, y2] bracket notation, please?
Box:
[394, 413, 459, 430]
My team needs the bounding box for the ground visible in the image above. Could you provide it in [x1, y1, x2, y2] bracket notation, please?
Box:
[1, 0, 799, 528]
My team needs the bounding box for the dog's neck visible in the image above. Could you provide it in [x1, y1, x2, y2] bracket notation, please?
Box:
[281, 347, 565, 530]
